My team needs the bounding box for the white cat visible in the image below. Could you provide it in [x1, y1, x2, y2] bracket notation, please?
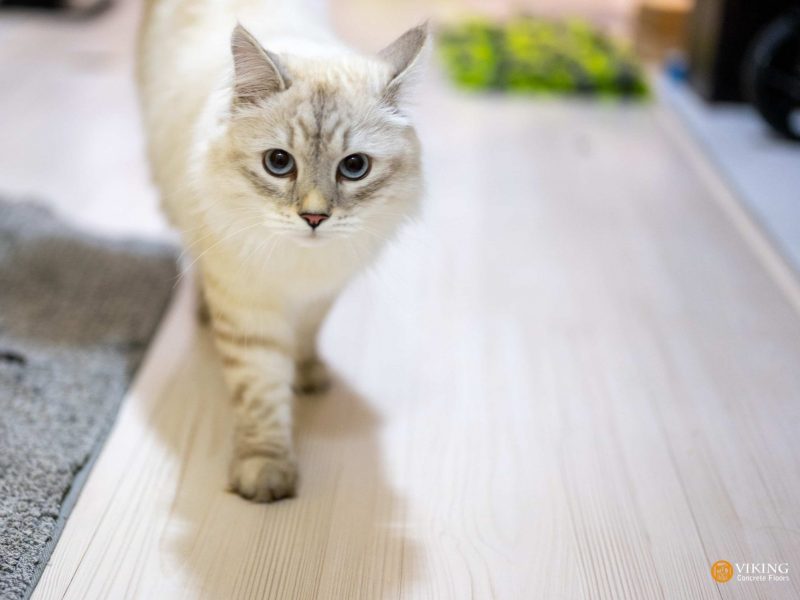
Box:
[137, 0, 427, 501]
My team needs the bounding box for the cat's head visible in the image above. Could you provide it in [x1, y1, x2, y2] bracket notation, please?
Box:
[207, 23, 427, 250]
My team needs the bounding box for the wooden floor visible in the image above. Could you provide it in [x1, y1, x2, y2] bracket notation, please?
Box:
[2, 1, 800, 599]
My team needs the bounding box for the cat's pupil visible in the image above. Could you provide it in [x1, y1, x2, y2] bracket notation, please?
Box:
[345, 155, 363, 172]
[272, 151, 289, 168]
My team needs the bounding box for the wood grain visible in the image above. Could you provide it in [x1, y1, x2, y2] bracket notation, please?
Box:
[2, 2, 799, 599]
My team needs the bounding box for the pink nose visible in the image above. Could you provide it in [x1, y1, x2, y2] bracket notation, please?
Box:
[300, 213, 329, 229]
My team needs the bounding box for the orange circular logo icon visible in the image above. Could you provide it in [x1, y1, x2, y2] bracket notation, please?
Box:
[712, 560, 734, 583]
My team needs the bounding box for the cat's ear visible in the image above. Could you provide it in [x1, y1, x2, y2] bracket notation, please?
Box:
[378, 22, 429, 105]
[231, 23, 290, 107]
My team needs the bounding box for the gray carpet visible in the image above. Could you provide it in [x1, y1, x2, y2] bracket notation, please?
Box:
[0, 201, 176, 600]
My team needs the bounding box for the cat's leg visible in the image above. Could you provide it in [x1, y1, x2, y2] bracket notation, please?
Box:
[294, 296, 333, 394]
[207, 298, 298, 502]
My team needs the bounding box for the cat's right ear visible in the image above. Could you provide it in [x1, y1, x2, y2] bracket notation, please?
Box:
[231, 23, 290, 107]
[378, 22, 429, 106]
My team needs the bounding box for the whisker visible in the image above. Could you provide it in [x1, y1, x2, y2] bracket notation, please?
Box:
[174, 221, 263, 288]
[177, 208, 267, 260]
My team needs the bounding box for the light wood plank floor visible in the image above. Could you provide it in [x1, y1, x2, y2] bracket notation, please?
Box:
[2, 1, 799, 599]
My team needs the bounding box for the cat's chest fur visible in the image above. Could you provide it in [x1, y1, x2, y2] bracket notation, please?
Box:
[201, 235, 358, 310]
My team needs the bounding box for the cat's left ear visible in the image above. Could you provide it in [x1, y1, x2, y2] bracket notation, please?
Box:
[378, 22, 429, 105]
[231, 23, 290, 107]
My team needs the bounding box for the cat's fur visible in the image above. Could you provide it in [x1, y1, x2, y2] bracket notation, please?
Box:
[137, 0, 426, 501]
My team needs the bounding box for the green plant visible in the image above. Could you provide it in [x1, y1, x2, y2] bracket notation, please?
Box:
[438, 16, 649, 98]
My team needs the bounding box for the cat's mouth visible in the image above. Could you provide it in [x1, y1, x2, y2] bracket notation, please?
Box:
[286, 229, 334, 247]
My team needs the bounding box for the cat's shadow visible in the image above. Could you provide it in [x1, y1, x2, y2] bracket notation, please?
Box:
[148, 322, 417, 597]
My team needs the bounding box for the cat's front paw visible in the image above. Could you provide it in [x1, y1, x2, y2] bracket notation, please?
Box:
[294, 357, 331, 395]
[229, 454, 297, 502]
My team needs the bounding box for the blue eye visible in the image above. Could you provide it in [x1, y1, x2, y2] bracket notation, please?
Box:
[338, 153, 370, 180]
[263, 149, 295, 177]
